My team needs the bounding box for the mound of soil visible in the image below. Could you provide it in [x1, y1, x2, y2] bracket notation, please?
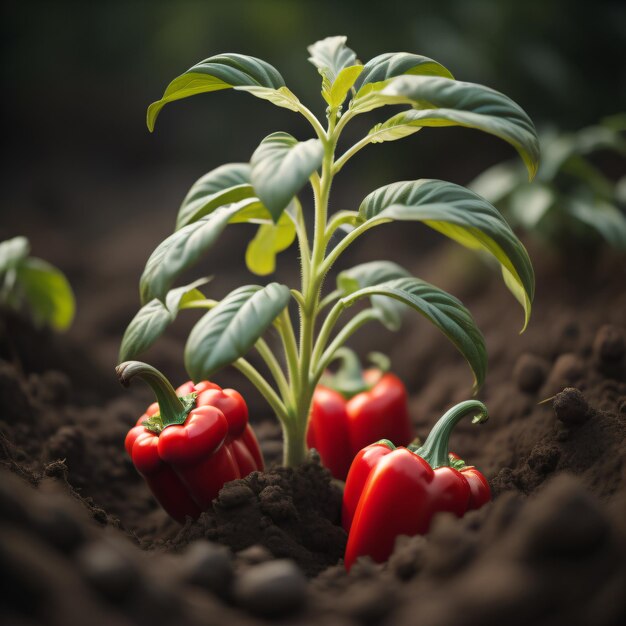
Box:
[166, 458, 346, 577]
[1, 246, 625, 625]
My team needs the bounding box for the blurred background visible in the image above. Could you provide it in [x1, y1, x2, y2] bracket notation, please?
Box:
[2, 0, 625, 393]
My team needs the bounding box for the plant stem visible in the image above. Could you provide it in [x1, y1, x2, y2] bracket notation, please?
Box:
[318, 289, 342, 312]
[292, 198, 311, 293]
[311, 300, 345, 366]
[282, 418, 308, 466]
[333, 135, 374, 174]
[276, 308, 300, 392]
[232, 357, 289, 424]
[255, 337, 292, 405]
[290, 289, 306, 309]
[116, 361, 189, 426]
[282, 112, 340, 466]
[320, 219, 379, 276]
[313, 308, 383, 381]
[332, 108, 355, 140]
[415, 400, 488, 469]
[324, 211, 359, 244]
[297, 103, 328, 141]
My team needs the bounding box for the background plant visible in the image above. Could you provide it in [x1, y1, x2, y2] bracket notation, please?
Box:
[120, 36, 539, 466]
[470, 114, 626, 251]
[0, 236, 75, 331]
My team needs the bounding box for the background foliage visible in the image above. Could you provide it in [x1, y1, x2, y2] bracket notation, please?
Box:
[2, 0, 624, 381]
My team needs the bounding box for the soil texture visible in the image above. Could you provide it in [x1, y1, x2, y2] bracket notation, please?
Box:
[1, 245, 625, 625]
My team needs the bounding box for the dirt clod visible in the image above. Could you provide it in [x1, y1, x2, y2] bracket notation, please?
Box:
[77, 538, 140, 604]
[547, 353, 585, 391]
[553, 387, 591, 425]
[234, 559, 307, 617]
[179, 540, 234, 598]
[513, 353, 549, 392]
[593, 324, 625, 364]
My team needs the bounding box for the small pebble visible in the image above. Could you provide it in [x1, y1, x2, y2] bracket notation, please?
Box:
[180, 541, 233, 598]
[234, 559, 307, 617]
[237, 544, 273, 565]
[76, 539, 139, 603]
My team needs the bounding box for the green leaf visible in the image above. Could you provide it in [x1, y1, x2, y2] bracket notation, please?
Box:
[140, 199, 266, 304]
[308, 35, 358, 83]
[235, 85, 301, 112]
[378, 76, 540, 179]
[355, 52, 454, 91]
[325, 65, 364, 108]
[340, 277, 486, 389]
[509, 183, 555, 229]
[119, 278, 209, 361]
[185, 283, 291, 380]
[349, 83, 415, 115]
[567, 198, 626, 250]
[251, 132, 324, 221]
[337, 260, 411, 330]
[0, 236, 30, 273]
[15, 258, 75, 331]
[177, 163, 254, 229]
[147, 53, 287, 131]
[358, 180, 535, 330]
[350, 52, 453, 114]
[307, 36, 362, 108]
[245, 209, 296, 276]
[576, 124, 626, 157]
[468, 161, 524, 205]
[367, 112, 426, 144]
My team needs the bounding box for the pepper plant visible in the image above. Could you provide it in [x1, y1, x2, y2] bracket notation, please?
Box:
[470, 114, 626, 250]
[120, 36, 539, 466]
[0, 236, 75, 331]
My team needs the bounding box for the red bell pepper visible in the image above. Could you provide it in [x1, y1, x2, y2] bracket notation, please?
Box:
[119, 361, 264, 522]
[343, 400, 491, 571]
[307, 349, 413, 480]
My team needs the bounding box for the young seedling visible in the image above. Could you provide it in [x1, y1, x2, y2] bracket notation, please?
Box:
[0, 236, 75, 331]
[120, 36, 539, 466]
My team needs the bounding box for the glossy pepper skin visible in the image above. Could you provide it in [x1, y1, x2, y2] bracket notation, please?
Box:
[307, 349, 413, 480]
[119, 361, 264, 523]
[343, 400, 491, 571]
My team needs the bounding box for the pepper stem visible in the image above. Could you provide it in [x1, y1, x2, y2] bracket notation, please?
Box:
[415, 400, 488, 469]
[320, 347, 390, 399]
[116, 361, 194, 428]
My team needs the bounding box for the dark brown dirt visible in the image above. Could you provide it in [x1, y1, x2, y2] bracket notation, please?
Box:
[1, 244, 625, 625]
[165, 457, 346, 577]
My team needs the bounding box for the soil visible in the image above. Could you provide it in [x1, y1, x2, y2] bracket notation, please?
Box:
[1, 243, 626, 626]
